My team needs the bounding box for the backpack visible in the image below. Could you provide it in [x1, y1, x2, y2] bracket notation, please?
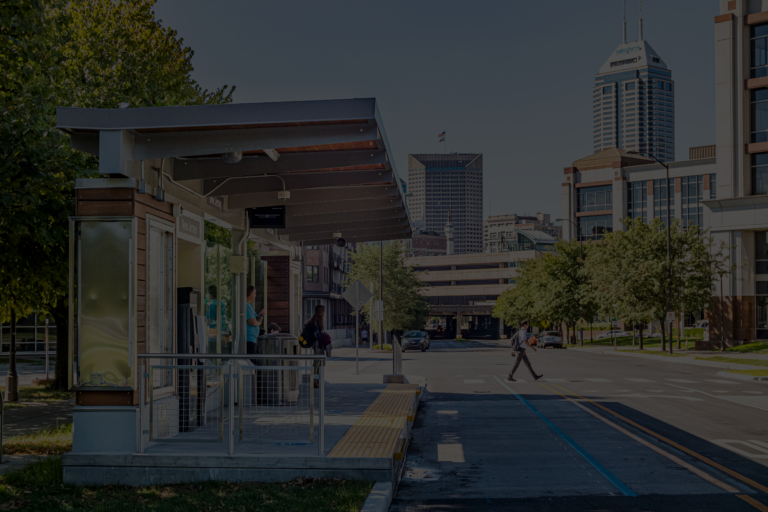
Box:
[298, 322, 317, 349]
[319, 332, 332, 350]
[512, 329, 527, 351]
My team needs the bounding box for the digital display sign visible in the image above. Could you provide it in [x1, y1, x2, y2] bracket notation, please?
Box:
[248, 206, 286, 229]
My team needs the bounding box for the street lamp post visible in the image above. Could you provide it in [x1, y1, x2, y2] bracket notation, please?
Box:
[630, 151, 673, 355]
[556, 218, 583, 346]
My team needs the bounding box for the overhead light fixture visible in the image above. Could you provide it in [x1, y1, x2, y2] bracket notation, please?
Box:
[278, 190, 291, 200]
[264, 148, 280, 161]
[222, 151, 243, 164]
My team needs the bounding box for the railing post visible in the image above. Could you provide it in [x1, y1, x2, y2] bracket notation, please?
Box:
[318, 361, 325, 456]
[309, 364, 314, 444]
[228, 363, 235, 455]
[139, 361, 145, 453]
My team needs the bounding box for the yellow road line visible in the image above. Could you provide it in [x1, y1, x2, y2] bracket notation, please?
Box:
[739, 495, 768, 512]
[549, 382, 768, 495]
[540, 383, 739, 493]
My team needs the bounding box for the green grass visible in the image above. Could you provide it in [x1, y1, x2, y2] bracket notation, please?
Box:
[3, 423, 73, 456]
[0, 458, 372, 511]
[0, 385, 73, 403]
[617, 349, 687, 357]
[726, 369, 768, 377]
[726, 342, 768, 354]
[695, 356, 768, 368]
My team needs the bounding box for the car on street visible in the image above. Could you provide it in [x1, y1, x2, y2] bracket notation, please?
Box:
[402, 330, 430, 352]
[595, 330, 630, 339]
[539, 331, 564, 348]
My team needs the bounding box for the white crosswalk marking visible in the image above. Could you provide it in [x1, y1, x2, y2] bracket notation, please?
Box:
[666, 379, 697, 383]
[706, 380, 740, 385]
[584, 378, 612, 382]
[626, 378, 655, 382]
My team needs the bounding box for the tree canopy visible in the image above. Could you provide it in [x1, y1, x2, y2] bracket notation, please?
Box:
[346, 242, 430, 335]
[0, 0, 235, 388]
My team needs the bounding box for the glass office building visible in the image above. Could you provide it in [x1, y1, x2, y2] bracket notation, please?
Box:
[407, 153, 483, 254]
[593, 40, 675, 162]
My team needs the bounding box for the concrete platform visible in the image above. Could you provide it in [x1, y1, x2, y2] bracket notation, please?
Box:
[61, 373, 422, 486]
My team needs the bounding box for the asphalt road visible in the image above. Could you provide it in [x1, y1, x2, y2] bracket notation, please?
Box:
[377, 339, 768, 512]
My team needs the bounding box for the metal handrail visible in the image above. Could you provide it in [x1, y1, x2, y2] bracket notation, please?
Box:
[137, 353, 326, 362]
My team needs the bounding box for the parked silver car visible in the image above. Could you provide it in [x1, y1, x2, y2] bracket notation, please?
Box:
[402, 330, 430, 352]
[539, 331, 564, 349]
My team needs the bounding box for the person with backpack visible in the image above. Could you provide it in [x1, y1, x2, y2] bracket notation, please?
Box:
[508, 320, 543, 382]
[300, 305, 327, 388]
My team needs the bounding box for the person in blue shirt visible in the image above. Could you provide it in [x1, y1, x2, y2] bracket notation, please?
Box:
[246, 285, 265, 360]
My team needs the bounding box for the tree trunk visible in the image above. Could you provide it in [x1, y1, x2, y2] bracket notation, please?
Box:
[660, 318, 666, 352]
[50, 301, 69, 391]
[639, 326, 644, 351]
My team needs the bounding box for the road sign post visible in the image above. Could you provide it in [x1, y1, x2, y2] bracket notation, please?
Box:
[343, 281, 373, 375]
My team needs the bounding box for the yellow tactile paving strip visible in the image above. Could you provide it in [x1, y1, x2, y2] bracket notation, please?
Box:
[327, 384, 419, 458]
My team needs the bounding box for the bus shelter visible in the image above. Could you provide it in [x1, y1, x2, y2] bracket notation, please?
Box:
[55, 98, 410, 456]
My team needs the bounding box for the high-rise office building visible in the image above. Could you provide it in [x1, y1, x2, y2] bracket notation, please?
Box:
[593, 5, 675, 162]
[407, 153, 483, 254]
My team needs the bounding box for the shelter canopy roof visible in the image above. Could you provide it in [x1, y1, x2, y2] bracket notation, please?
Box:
[57, 98, 411, 244]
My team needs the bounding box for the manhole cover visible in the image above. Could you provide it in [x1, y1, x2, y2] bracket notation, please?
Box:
[474, 391, 491, 394]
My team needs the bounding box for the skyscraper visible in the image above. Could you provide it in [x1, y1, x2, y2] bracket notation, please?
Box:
[593, 2, 675, 162]
[407, 153, 483, 254]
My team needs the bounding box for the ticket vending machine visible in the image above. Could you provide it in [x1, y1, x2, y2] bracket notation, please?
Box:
[177, 287, 202, 431]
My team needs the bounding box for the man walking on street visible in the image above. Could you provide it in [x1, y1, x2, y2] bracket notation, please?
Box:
[508, 320, 543, 382]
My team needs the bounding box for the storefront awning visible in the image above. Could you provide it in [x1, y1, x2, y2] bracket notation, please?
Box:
[57, 98, 412, 244]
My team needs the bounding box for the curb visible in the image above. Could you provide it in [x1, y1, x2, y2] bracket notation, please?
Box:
[716, 371, 768, 382]
[360, 481, 393, 512]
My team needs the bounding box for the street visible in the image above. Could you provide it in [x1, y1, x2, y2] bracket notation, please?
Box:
[328, 339, 768, 511]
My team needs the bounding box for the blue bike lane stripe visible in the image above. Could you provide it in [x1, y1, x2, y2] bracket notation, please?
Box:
[493, 375, 637, 497]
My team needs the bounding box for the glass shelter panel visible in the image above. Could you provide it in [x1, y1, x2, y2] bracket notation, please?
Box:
[78, 220, 134, 388]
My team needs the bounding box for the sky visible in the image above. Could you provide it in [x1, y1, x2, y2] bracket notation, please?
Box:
[152, 0, 719, 220]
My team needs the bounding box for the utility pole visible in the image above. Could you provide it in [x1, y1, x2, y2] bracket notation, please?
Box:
[630, 151, 673, 354]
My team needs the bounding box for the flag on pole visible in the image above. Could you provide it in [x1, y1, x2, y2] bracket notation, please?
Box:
[438, 131, 446, 142]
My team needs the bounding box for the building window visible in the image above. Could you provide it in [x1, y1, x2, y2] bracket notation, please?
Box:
[751, 89, 768, 143]
[710, 173, 717, 199]
[653, 178, 675, 225]
[578, 215, 613, 241]
[751, 24, 768, 78]
[626, 82, 636, 91]
[757, 231, 768, 275]
[306, 265, 319, 282]
[752, 154, 768, 196]
[681, 175, 704, 230]
[627, 181, 648, 223]
[603, 86, 612, 94]
[578, 185, 613, 212]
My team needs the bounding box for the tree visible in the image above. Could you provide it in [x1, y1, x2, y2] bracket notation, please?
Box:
[0, 0, 234, 391]
[347, 242, 429, 340]
[587, 218, 729, 352]
[493, 240, 598, 344]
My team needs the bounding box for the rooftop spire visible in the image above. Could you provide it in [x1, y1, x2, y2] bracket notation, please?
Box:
[638, 0, 643, 42]
[623, 0, 627, 44]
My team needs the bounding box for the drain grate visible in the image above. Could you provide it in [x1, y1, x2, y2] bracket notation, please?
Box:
[474, 391, 491, 394]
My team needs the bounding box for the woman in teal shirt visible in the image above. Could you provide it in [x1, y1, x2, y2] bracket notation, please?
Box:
[246, 285, 265, 359]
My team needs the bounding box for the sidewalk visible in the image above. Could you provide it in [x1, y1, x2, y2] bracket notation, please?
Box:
[570, 345, 768, 372]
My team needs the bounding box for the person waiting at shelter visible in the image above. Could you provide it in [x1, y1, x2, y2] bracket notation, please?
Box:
[267, 322, 280, 334]
[246, 285, 265, 361]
